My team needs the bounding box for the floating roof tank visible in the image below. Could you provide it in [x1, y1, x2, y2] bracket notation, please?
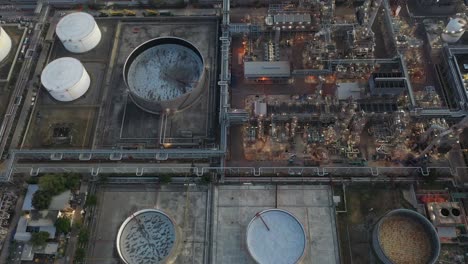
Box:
[246, 209, 307, 264]
[41, 57, 90, 102]
[0, 27, 12, 63]
[56, 12, 101, 53]
[123, 37, 206, 113]
[116, 209, 181, 264]
[442, 17, 466, 43]
[372, 209, 440, 264]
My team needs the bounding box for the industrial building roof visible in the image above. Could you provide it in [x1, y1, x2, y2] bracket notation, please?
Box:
[21, 242, 59, 261]
[427, 202, 464, 226]
[437, 226, 457, 238]
[337, 82, 362, 100]
[22, 185, 39, 211]
[273, 13, 311, 24]
[244, 61, 291, 78]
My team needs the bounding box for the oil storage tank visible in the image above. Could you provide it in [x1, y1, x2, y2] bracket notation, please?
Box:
[0, 27, 12, 63]
[123, 37, 206, 113]
[56, 12, 101, 53]
[41, 57, 90, 102]
[246, 209, 307, 264]
[116, 209, 182, 264]
[372, 209, 440, 264]
[441, 17, 466, 43]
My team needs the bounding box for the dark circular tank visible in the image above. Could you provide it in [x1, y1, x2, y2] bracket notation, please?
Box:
[452, 208, 460, 216]
[441, 208, 450, 217]
[123, 37, 205, 114]
[372, 209, 440, 264]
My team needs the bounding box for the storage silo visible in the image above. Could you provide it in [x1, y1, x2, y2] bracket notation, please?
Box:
[123, 37, 206, 113]
[441, 17, 466, 43]
[116, 209, 182, 264]
[246, 209, 307, 264]
[0, 27, 12, 63]
[372, 209, 440, 264]
[41, 57, 90, 102]
[56, 12, 101, 53]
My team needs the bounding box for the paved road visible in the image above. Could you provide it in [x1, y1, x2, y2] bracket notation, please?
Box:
[0, 5, 49, 158]
[58, 181, 88, 264]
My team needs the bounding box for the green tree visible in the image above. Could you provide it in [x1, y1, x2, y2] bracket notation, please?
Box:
[424, 170, 443, 185]
[64, 173, 81, 190]
[98, 175, 108, 183]
[32, 190, 52, 210]
[200, 174, 212, 184]
[38, 174, 66, 195]
[55, 217, 71, 234]
[85, 195, 97, 207]
[149, 0, 164, 7]
[78, 228, 89, 244]
[31, 231, 49, 247]
[159, 175, 172, 184]
[26, 177, 39, 184]
[75, 248, 86, 262]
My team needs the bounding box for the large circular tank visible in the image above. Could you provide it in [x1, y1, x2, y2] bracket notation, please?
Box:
[246, 209, 307, 264]
[123, 37, 206, 113]
[56, 12, 101, 53]
[372, 209, 440, 264]
[0, 27, 12, 63]
[41, 57, 90, 102]
[116, 209, 181, 264]
[442, 17, 466, 43]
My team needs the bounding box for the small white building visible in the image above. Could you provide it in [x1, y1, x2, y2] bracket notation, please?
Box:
[244, 61, 291, 79]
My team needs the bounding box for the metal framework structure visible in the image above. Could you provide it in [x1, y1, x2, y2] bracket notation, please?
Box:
[0, 1, 468, 184]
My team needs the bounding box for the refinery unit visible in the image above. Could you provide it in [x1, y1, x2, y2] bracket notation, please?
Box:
[0, 0, 466, 180]
[223, 0, 468, 174]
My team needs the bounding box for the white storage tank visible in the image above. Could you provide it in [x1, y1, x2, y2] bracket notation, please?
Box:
[41, 57, 90, 102]
[0, 27, 12, 63]
[442, 17, 466, 43]
[56, 12, 101, 53]
[246, 209, 307, 264]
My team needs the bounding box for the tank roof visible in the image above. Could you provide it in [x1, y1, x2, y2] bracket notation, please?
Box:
[116, 209, 177, 264]
[246, 209, 306, 264]
[374, 209, 440, 264]
[446, 17, 466, 33]
[56, 12, 96, 41]
[125, 37, 204, 103]
[41, 57, 84, 91]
